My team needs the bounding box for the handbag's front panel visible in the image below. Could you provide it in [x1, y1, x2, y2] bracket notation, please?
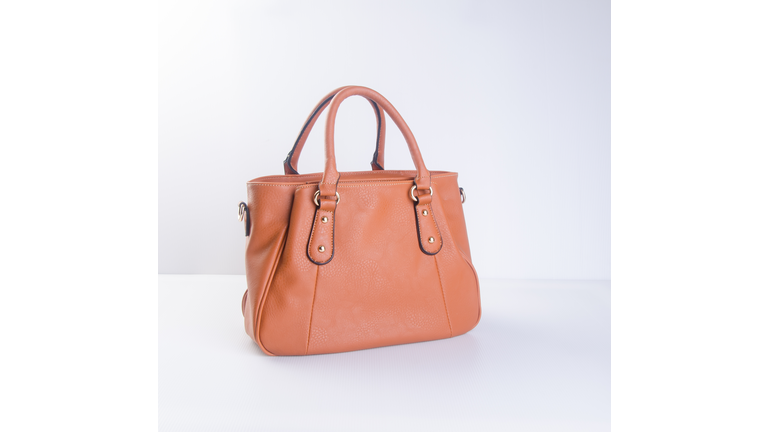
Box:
[306, 181, 454, 355]
[257, 174, 481, 356]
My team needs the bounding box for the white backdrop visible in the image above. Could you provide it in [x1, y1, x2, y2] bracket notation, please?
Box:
[159, 0, 610, 279]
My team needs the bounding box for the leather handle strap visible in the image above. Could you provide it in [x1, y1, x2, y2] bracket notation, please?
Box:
[283, 86, 386, 175]
[307, 86, 439, 264]
[320, 86, 431, 197]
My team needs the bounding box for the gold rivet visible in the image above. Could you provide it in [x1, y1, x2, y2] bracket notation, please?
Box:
[422, 209, 428, 216]
[428, 237, 435, 243]
[318, 245, 325, 252]
[321, 216, 328, 223]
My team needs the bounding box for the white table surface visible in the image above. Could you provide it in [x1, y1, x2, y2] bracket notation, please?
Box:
[159, 275, 610, 431]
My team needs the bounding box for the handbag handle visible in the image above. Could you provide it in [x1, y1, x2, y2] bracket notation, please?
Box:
[320, 86, 431, 195]
[308, 86, 441, 265]
[283, 86, 386, 175]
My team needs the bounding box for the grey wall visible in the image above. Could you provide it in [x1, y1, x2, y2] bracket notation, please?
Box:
[159, 0, 610, 279]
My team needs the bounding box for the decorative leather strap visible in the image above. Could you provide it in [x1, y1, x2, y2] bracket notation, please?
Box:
[307, 86, 442, 264]
[413, 190, 442, 255]
[283, 86, 386, 175]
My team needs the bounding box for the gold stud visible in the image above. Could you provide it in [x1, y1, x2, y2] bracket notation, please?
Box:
[428, 237, 435, 243]
[321, 216, 328, 223]
[318, 245, 325, 252]
[422, 209, 428, 216]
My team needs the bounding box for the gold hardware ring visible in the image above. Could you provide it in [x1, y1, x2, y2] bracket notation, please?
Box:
[409, 185, 433, 202]
[314, 191, 340, 207]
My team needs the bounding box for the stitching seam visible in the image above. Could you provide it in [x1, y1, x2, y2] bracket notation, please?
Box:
[251, 171, 455, 180]
[248, 172, 457, 186]
[325, 210, 334, 259]
[433, 255, 453, 337]
[295, 182, 430, 190]
[305, 265, 320, 355]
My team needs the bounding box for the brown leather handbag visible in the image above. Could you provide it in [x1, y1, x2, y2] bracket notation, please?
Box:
[240, 86, 481, 355]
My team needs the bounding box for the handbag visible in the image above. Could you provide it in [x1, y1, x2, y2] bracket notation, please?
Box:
[239, 86, 481, 355]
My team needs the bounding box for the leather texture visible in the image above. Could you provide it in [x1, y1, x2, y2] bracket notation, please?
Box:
[242, 86, 481, 356]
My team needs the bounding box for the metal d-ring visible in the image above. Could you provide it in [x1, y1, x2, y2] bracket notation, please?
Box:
[238, 202, 247, 221]
[238, 202, 251, 236]
[409, 185, 433, 202]
[459, 187, 466, 204]
[314, 190, 340, 207]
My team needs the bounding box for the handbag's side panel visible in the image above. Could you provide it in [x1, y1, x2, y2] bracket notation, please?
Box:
[243, 183, 296, 354]
[430, 175, 482, 336]
[257, 186, 325, 356]
[432, 175, 472, 261]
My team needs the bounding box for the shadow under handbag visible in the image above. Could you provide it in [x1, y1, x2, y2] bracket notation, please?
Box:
[240, 86, 481, 355]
